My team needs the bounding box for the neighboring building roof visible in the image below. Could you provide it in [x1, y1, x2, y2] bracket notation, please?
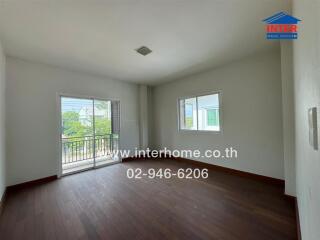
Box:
[263, 12, 301, 24]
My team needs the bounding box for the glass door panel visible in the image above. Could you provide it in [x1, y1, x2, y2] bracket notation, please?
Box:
[94, 99, 114, 167]
[61, 97, 94, 174]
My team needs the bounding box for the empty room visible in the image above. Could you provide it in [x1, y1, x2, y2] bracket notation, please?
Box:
[0, 0, 319, 239]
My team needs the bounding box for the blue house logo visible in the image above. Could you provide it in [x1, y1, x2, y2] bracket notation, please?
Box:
[263, 12, 301, 40]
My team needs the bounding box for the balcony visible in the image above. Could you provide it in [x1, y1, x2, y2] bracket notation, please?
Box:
[62, 134, 119, 174]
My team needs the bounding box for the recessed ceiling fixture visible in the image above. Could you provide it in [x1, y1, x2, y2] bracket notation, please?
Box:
[136, 46, 152, 56]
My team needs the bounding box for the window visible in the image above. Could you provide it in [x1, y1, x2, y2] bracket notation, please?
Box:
[179, 93, 220, 131]
[179, 97, 197, 130]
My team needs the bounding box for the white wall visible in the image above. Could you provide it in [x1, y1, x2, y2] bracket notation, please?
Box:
[0, 40, 6, 200]
[152, 49, 284, 179]
[293, 1, 320, 239]
[6, 57, 140, 186]
[281, 41, 296, 196]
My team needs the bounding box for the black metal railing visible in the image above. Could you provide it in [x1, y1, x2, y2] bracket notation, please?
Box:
[62, 134, 119, 164]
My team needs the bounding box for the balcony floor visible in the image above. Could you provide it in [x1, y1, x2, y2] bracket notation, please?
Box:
[62, 156, 120, 174]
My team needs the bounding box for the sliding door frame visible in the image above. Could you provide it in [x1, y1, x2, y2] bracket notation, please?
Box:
[56, 93, 121, 178]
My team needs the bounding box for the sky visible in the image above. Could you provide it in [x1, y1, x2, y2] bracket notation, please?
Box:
[61, 97, 92, 113]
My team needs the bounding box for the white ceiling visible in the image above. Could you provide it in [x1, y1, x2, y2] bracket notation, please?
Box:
[0, 0, 290, 85]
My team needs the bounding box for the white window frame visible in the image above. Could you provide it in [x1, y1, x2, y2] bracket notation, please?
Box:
[177, 91, 222, 133]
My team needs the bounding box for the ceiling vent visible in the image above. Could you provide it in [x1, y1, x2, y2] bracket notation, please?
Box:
[136, 46, 152, 56]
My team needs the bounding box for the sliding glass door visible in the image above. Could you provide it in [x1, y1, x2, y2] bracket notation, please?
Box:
[95, 99, 120, 165]
[60, 96, 120, 175]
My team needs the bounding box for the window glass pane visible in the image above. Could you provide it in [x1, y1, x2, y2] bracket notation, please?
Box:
[61, 97, 94, 138]
[197, 94, 220, 131]
[179, 97, 197, 130]
[94, 100, 112, 136]
[61, 97, 94, 173]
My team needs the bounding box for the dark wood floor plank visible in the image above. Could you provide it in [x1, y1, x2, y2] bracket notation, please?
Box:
[0, 159, 297, 240]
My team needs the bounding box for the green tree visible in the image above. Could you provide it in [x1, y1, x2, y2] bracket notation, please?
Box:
[94, 101, 112, 136]
[95, 118, 111, 136]
[62, 111, 111, 138]
[62, 111, 90, 137]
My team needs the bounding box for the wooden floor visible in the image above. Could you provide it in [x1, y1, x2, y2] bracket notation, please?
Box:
[0, 159, 297, 240]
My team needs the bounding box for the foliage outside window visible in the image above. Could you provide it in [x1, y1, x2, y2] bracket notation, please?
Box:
[61, 98, 112, 139]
